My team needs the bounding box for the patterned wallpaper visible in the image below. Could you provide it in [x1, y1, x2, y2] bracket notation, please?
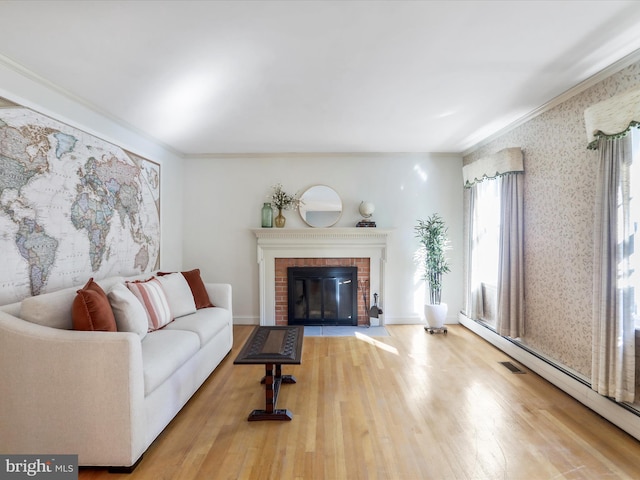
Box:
[463, 61, 640, 378]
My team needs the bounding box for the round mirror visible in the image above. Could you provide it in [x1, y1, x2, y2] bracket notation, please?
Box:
[298, 185, 343, 228]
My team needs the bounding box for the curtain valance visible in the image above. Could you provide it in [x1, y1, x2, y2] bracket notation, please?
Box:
[463, 147, 523, 187]
[585, 86, 640, 149]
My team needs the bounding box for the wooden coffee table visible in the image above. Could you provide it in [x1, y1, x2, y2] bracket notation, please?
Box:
[234, 326, 304, 421]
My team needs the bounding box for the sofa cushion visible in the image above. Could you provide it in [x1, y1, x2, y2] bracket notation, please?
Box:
[21, 287, 76, 329]
[156, 273, 197, 319]
[19, 276, 125, 329]
[107, 283, 148, 339]
[159, 269, 214, 309]
[0, 302, 21, 316]
[163, 307, 230, 347]
[126, 277, 172, 332]
[141, 329, 200, 396]
[72, 278, 117, 332]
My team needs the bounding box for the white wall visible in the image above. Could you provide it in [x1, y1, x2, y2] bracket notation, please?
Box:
[182, 153, 463, 324]
[0, 57, 462, 320]
[0, 58, 185, 273]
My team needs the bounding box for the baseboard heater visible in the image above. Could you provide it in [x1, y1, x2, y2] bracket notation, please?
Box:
[458, 312, 640, 441]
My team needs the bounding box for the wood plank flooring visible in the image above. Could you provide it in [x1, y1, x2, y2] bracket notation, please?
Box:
[80, 325, 640, 479]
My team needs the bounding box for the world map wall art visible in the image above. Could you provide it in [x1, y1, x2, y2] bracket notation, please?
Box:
[0, 97, 160, 305]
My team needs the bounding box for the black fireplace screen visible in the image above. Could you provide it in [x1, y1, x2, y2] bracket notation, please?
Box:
[287, 266, 358, 326]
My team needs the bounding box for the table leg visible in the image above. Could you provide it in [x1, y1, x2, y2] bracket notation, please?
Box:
[277, 363, 297, 384]
[249, 363, 294, 421]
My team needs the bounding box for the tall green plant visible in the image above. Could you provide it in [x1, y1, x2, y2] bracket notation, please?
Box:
[415, 214, 451, 305]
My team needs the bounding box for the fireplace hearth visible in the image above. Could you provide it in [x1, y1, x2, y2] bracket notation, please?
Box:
[287, 266, 357, 326]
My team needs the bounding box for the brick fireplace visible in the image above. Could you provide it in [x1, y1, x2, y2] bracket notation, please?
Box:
[252, 228, 391, 327]
[275, 257, 370, 326]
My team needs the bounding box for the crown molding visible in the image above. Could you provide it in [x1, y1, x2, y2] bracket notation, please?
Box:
[0, 53, 184, 159]
[462, 48, 640, 157]
[4, 43, 638, 161]
[184, 151, 461, 159]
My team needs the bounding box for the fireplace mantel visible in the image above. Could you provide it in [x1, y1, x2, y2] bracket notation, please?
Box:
[252, 228, 392, 326]
[252, 228, 393, 242]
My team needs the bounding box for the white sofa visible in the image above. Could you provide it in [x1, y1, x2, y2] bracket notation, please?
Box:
[0, 273, 233, 470]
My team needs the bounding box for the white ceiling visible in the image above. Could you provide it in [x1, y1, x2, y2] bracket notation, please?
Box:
[1, 0, 640, 156]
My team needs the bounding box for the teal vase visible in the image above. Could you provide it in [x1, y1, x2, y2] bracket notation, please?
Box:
[261, 203, 273, 228]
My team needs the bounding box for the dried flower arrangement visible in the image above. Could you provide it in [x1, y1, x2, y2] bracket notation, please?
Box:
[269, 183, 302, 211]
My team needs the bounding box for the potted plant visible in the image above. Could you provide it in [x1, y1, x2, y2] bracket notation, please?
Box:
[269, 183, 301, 228]
[414, 214, 451, 329]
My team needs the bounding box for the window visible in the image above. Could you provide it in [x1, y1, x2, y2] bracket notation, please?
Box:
[585, 90, 638, 402]
[464, 147, 524, 337]
[472, 177, 500, 324]
[474, 178, 500, 288]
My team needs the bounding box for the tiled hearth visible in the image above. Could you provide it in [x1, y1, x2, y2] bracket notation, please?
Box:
[252, 228, 392, 326]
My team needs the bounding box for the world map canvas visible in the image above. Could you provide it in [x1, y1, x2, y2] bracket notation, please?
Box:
[0, 97, 160, 305]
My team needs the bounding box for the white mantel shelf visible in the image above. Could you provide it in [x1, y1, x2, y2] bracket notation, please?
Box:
[252, 228, 393, 241]
[251, 228, 393, 326]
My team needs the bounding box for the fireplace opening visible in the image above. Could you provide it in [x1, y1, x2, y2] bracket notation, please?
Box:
[287, 266, 358, 326]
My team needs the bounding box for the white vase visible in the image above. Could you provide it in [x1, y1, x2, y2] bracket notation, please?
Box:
[424, 303, 448, 329]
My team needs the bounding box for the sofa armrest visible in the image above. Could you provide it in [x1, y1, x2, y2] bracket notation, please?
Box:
[0, 311, 146, 467]
[205, 283, 232, 315]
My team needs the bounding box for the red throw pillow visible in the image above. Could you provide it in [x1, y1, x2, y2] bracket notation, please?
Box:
[158, 269, 214, 309]
[82, 277, 107, 296]
[72, 278, 117, 331]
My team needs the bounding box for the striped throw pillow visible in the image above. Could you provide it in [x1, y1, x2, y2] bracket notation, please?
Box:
[126, 277, 172, 332]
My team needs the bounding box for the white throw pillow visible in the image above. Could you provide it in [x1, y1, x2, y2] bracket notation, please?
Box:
[108, 283, 148, 339]
[156, 272, 197, 319]
[126, 277, 173, 332]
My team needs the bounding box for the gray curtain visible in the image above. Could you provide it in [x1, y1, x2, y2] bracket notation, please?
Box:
[465, 172, 524, 334]
[496, 173, 525, 338]
[465, 185, 483, 319]
[592, 135, 636, 403]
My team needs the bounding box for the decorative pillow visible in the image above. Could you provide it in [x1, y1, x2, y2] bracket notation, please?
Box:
[158, 269, 214, 309]
[72, 278, 117, 332]
[156, 272, 197, 319]
[107, 283, 148, 339]
[84, 277, 107, 296]
[126, 277, 172, 331]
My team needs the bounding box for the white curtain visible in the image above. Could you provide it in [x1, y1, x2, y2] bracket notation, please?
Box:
[592, 135, 636, 402]
[496, 173, 525, 338]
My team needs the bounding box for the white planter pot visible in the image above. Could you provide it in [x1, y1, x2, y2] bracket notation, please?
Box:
[424, 303, 448, 328]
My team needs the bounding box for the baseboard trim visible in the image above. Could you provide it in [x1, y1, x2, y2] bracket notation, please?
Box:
[233, 316, 259, 325]
[458, 313, 640, 441]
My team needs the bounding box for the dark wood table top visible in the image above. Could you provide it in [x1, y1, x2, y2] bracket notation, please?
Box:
[234, 326, 304, 365]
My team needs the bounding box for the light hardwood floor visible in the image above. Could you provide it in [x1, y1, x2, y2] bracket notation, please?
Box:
[80, 325, 640, 480]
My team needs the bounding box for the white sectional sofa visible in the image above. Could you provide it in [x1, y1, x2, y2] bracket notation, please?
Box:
[0, 272, 233, 470]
